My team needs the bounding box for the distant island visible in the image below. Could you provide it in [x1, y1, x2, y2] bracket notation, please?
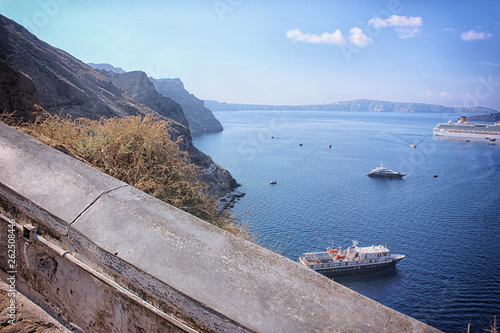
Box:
[468, 112, 500, 122]
[205, 99, 499, 115]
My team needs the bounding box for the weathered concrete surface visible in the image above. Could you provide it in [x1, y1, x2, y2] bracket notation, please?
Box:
[0, 122, 441, 332]
[0, 121, 127, 236]
[0, 216, 189, 333]
[0, 271, 72, 332]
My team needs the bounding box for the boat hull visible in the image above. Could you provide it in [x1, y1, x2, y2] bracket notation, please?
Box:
[312, 258, 404, 277]
[433, 129, 500, 139]
[367, 173, 405, 179]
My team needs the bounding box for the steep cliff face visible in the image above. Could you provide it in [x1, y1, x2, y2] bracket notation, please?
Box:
[0, 14, 238, 197]
[101, 70, 189, 128]
[151, 78, 223, 135]
[0, 15, 153, 120]
[0, 58, 41, 122]
[100, 70, 238, 195]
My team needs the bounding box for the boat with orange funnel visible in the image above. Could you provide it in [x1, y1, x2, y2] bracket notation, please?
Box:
[298, 241, 405, 277]
[433, 116, 500, 139]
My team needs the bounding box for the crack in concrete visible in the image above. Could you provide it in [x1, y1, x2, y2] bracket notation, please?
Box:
[66, 184, 128, 237]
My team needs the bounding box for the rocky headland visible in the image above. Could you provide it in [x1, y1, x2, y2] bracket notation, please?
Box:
[151, 77, 223, 135]
[88, 64, 223, 136]
[98, 69, 189, 128]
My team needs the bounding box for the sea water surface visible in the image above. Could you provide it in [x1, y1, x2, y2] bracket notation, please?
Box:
[193, 111, 500, 333]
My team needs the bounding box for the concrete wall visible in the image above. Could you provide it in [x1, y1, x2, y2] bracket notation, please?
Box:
[0, 121, 441, 332]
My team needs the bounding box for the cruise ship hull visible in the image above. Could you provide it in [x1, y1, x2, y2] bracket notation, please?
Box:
[313, 257, 404, 277]
[433, 129, 500, 139]
[433, 117, 500, 139]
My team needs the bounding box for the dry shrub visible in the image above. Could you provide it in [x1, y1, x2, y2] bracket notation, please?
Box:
[15, 113, 244, 235]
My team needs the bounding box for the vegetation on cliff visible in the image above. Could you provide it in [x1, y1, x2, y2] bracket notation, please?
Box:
[3, 112, 247, 237]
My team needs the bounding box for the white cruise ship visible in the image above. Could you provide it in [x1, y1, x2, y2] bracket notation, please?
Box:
[433, 116, 500, 139]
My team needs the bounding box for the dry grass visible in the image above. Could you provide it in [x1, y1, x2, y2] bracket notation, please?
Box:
[4, 112, 246, 236]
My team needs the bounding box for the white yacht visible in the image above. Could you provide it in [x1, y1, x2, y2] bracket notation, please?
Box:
[367, 165, 406, 179]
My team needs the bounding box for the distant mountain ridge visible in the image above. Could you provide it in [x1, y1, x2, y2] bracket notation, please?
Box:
[468, 113, 500, 122]
[87, 63, 126, 74]
[205, 99, 498, 114]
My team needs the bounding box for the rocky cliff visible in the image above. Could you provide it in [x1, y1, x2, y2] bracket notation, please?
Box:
[0, 57, 41, 122]
[0, 14, 237, 197]
[0, 15, 154, 120]
[205, 99, 498, 114]
[99, 69, 238, 195]
[100, 70, 189, 128]
[151, 78, 223, 135]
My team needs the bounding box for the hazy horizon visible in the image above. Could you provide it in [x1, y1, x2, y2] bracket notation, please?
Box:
[1, 1, 499, 109]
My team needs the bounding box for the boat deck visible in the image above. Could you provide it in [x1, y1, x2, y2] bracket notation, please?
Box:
[300, 252, 404, 269]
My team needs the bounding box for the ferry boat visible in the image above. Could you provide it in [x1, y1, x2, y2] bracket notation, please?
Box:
[298, 241, 405, 277]
[367, 165, 406, 178]
[433, 116, 500, 139]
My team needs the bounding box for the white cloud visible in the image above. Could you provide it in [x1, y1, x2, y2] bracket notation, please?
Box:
[461, 29, 493, 41]
[286, 28, 346, 45]
[439, 91, 449, 97]
[348, 27, 373, 47]
[370, 15, 422, 28]
[286, 27, 372, 48]
[369, 15, 423, 39]
[425, 91, 433, 97]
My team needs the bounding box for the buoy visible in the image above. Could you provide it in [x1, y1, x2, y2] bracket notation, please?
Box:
[328, 144, 332, 148]
[433, 174, 438, 178]
[299, 143, 303, 146]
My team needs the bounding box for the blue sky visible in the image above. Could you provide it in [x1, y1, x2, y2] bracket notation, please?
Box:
[1, 0, 500, 109]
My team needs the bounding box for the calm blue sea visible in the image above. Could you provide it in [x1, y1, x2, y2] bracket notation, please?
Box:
[193, 111, 500, 333]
